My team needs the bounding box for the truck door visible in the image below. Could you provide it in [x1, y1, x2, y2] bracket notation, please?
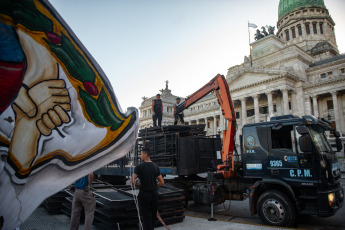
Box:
[269, 125, 316, 184]
[269, 125, 298, 180]
[294, 126, 317, 183]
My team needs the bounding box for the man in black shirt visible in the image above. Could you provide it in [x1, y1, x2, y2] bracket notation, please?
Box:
[152, 94, 163, 127]
[131, 148, 164, 230]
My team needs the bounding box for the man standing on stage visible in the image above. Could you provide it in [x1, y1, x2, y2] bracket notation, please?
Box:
[173, 97, 184, 125]
[152, 94, 163, 127]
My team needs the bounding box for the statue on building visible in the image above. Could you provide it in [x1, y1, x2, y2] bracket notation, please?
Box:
[244, 55, 251, 67]
[254, 29, 264, 40]
[160, 80, 172, 95]
[268, 26, 275, 35]
[165, 80, 169, 90]
[261, 26, 269, 36]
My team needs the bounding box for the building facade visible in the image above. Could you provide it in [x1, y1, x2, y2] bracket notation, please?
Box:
[139, 0, 345, 142]
[139, 81, 184, 129]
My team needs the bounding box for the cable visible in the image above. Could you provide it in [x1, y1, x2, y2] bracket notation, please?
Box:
[129, 165, 143, 230]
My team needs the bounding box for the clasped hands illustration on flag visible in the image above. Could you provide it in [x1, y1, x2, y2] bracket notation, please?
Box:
[0, 0, 139, 229]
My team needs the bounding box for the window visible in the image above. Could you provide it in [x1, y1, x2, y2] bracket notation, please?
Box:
[320, 72, 333, 78]
[313, 23, 317, 34]
[289, 102, 292, 110]
[339, 68, 345, 74]
[247, 109, 254, 117]
[319, 23, 324, 34]
[236, 111, 240, 119]
[273, 104, 277, 113]
[285, 30, 290, 41]
[298, 25, 302, 36]
[327, 100, 333, 110]
[259, 106, 268, 114]
[306, 23, 310, 34]
[216, 120, 219, 127]
[292, 27, 296, 38]
[271, 125, 293, 150]
[207, 122, 210, 128]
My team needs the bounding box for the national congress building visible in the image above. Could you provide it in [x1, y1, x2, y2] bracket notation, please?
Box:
[139, 0, 345, 143]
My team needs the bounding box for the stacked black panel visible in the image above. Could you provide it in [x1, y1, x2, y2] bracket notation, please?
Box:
[137, 125, 206, 168]
[119, 185, 185, 228]
[41, 190, 68, 214]
[61, 183, 185, 229]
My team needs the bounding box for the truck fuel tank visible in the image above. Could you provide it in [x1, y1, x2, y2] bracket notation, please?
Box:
[193, 183, 225, 205]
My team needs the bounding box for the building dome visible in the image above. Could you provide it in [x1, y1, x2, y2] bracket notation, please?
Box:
[278, 0, 326, 20]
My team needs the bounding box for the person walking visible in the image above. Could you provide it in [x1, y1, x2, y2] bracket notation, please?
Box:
[173, 97, 184, 125]
[131, 148, 164, 230]
[152, 94, 163, 127]
[70, 172, 96, 230]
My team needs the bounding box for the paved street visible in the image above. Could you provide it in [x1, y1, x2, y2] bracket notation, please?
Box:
[20, 175, 345, 230]
[183, 177, 345, 230]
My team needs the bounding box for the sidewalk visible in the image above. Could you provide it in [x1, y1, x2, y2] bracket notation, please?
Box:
[20, 207, 287, 230]
[156, 215, 287, 230]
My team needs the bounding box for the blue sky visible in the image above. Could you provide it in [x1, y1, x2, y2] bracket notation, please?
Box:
[49, 0, 345, 111]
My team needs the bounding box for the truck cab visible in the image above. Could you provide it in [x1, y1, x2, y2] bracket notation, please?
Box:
[243, 115, 344, 226]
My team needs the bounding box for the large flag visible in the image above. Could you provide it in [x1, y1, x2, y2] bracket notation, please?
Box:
[248, 22, 258, 28]
[0, 0, 139, 229]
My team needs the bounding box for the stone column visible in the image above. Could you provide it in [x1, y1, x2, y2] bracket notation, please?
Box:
[282, 89, 289, 114]
[338, 95, 345, 134]
[312, 95, 319, 118]
[304, 96, 312, 115]
[292, 91, 298, 115]
[296, 82, 305, 116]
[332, 91, 341, 131]
[241, 98, 247, 126]
[266, 91, 274, 116]
[213, 116, 217, 135]
[253, 95, 260, 123]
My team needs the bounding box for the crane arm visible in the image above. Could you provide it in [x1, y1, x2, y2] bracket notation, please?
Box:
[176, 74, 237, 178]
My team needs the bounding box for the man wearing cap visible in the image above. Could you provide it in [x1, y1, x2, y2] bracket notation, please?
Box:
[152, 94, 163, 127]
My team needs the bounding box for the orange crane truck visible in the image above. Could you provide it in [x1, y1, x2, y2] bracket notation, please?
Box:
[135, 74, 344, 227]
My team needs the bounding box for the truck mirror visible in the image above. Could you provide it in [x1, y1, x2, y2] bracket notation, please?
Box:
[299, 135, 312, 152]
[296, 126, 309, 135]
[336, 138, 342, 152]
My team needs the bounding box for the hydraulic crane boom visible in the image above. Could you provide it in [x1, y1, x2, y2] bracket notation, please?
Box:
[176, 74, 237, 178]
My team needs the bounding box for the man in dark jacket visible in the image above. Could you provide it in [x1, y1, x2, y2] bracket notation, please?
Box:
[131, 148, 164, 230]
[152, 94, 163, 127]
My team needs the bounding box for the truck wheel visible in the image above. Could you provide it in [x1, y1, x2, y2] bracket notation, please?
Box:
[257, 190, 296, 227]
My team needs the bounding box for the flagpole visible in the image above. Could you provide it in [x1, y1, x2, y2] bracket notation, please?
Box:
[248, 21, 252, 67]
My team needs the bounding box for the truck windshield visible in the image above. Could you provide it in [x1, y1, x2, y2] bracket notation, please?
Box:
[308, 125, 333, 153]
